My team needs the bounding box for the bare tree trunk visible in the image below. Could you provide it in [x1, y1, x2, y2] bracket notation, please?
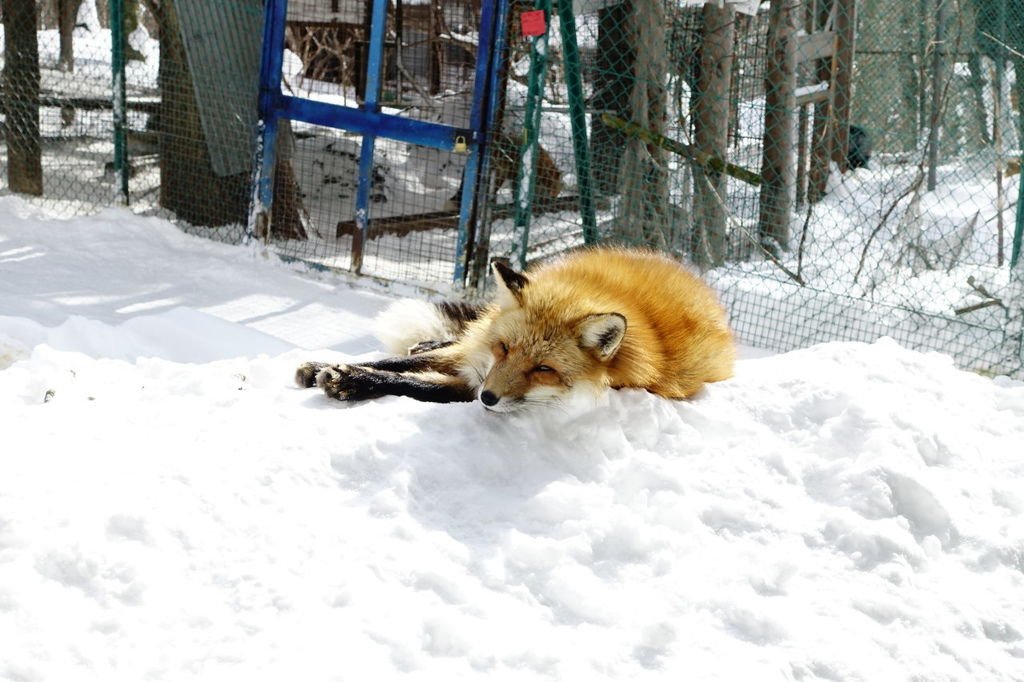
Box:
[58, 0, 83, 71]
[830, 0, 856, 171]
[2, 0, 43, 196]
[758, 0, 798, 253]
[692, 3, 734, 267]
[589, 0, 634, 195]
[615, 0, 670, 248]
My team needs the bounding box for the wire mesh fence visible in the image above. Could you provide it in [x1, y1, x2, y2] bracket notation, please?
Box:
[476, 0, 1024, 377]
[262, 0, 488, 286]
[1, 0, 1022, 377]
[0, 0, 263, 238]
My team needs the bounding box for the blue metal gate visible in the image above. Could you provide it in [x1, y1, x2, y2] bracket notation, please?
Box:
[251, 0, 506, 283]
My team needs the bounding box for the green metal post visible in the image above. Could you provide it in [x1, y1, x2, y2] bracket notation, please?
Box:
[1013, 169, 1024, 269]
[513, 0, 553, 270]
[110, 0, 129, 204]
[556, 0, 596, 243]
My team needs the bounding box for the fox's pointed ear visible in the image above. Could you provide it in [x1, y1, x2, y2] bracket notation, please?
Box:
[579, 313, 627, 361]
[491, 259, 529, 309]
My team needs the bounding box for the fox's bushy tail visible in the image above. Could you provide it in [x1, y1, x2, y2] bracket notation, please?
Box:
[374, 298, 486, 355]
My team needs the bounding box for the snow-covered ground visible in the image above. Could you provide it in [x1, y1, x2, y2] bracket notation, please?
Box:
[1, 197, 1023, 681]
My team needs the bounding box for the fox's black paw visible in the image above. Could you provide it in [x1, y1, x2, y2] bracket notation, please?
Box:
[315, 364, 379, 402]
[408, 339, 453, 355]
[295, 362, 330, 388]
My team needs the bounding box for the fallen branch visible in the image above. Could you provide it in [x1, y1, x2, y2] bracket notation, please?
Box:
[980, 31, 1024, 61]
[954, 299, 1003, 316]
[600, 114, 762, 187]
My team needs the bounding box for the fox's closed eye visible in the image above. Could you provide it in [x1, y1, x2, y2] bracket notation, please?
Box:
[534, 365, 554, 373]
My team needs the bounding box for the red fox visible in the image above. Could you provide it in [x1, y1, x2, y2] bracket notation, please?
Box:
[295, 247, 735, 412]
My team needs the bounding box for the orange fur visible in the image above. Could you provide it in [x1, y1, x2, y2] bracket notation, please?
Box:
[298, 247, 734, 411]
[451, 247, 734, 409]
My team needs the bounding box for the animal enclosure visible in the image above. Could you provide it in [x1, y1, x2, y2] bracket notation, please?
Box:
[1, 0, 1022, 376]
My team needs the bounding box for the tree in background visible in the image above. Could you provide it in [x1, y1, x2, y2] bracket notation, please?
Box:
[589, 1, 634, 196]
[589, 0, 671, 248]
[2, 0, 43, 195]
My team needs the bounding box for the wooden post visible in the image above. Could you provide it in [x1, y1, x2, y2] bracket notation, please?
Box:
[806, 0, 855, 203]
[807, 0, 833, 203]
[758, 0, 799, 253]
[693, 2, 735, 267]
[927, 0, 947, 191]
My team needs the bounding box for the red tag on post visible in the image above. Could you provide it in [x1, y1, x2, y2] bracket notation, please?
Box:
[520, 10, 547, 37]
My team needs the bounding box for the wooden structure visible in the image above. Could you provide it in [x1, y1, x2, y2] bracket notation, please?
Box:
[758, 0, 856, 251]
[806, 0, 856, 198]
[285, 0, 477, 99]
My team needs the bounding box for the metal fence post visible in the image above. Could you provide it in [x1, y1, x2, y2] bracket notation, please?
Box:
[453, 0, 500, 286]
[556, 0, 596, 244]
[1013, 171, 1024, 270]
[252, 0, 288, 241]
[514, 0, 554, 270]
[468, 0, 513, 290]
[351, 0, 390, 274]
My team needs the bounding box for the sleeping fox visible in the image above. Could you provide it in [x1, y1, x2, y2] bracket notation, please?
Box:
[295, 247, 735, 412]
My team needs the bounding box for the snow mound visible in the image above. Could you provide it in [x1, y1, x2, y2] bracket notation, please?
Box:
[1, 198, 1022, 680]
[0, 340, 1022, 681]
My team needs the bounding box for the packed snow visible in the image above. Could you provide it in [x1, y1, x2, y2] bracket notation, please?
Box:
[1, 197, 1023, 681]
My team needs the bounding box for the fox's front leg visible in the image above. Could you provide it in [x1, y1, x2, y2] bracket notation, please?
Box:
[295, 351, 441, 391]
[295, 360, 476, 403]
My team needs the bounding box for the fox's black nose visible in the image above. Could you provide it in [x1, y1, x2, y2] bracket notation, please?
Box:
[480, 390, 499, 406]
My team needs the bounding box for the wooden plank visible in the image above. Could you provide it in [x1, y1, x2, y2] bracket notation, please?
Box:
[336, 195, 601, 240]
[796, 29, 834, 63]
[795, 82, 830, 106]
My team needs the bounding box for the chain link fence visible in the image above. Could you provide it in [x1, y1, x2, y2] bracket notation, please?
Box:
[0, 0, 263, 238]
[265, 1, 489, 286]
[2, 0, 1022, 376]
[476, 0, 1024, 377]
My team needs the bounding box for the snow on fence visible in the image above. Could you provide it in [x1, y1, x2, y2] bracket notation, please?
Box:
[0, 0, 1022, 377]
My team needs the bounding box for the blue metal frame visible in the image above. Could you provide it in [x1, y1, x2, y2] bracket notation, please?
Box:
[277, 97, 475, 160]
[467, 0, 512, 288]
[350, 0, 389, 272]
[254, 0, 499, 279]
[252, 0, 288, 240]
[453, 0, 501, 284]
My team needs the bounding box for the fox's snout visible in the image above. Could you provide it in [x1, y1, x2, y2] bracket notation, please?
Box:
[478, 368, 526, 412]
